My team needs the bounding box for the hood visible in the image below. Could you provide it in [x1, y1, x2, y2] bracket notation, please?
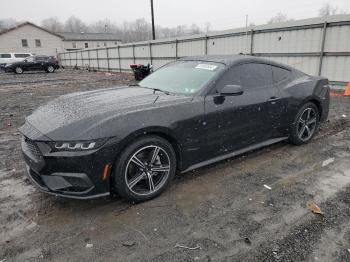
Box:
[22, 86, 191, 140]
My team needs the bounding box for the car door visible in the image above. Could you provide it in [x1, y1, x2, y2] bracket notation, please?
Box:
[204, 63, 282, 156]
[33, 57, 46, 70]
[22, 56, 35, 70]
[270, 65, 292, 137]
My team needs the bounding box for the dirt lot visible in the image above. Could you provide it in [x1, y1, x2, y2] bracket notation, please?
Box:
[0, 69, 350, 262]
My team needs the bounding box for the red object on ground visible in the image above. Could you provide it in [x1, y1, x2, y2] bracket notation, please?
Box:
[344, 82, 350, 96]
[330, 91, 342, 97]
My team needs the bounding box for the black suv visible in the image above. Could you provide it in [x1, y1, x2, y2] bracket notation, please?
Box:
[5, 55, 59, 74]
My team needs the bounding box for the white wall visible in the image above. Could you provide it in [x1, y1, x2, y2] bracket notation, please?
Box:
[59, 15, 350, 83]
[0, 24, 63, 56]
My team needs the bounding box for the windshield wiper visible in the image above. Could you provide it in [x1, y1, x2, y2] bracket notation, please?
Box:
[150, 88, 170, 95]
[129, 84, 170, 95]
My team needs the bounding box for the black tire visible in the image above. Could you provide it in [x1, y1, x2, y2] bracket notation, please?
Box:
[46, 65, 55, 73]
[15, 67, 23, 74]
[289, 102, 319, 145]
[114, 135, 177, 203]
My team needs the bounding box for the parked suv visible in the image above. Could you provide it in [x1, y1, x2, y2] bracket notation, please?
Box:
[4, 55, 59, 74]
[0, 53, 33, 68]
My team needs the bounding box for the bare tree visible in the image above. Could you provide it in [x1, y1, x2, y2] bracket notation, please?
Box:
[64, 16, 88, 33]
[318, 3, 347, 17]
[41, 17, 64, 32]
[204, 22, 211, 33]
[267, 13, 292, 24]
[0, 18, 18, 32]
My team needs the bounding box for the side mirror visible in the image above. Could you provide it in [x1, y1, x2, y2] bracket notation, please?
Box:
[220, 85, 243, 96]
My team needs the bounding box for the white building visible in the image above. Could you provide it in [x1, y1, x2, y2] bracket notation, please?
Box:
[0, 22, 63, 56]
[0, 22, 122, 57]
[58, 32, 122, 51]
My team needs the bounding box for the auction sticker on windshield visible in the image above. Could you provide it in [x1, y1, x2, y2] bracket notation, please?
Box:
[195, 64, 218, 70]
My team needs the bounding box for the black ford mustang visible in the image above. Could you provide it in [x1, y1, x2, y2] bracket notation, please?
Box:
[20, 55, 330, 202]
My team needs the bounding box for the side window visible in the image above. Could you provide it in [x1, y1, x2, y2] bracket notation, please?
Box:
[239, 63, 273, 89]
[272, 66, 290, 83]
[22, 39, 28, 47]
[15, 54, 30, 58]
[35, 56, 46, 62]
[216, 67, 241, 92]
[0, 54, 11, 58]
[26, 57, 34, 62]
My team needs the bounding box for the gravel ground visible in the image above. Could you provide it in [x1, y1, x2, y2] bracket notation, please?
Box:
[0, 69, 350, 262]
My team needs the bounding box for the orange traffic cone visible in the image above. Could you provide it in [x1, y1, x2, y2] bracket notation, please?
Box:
[344, 82, 350, 96]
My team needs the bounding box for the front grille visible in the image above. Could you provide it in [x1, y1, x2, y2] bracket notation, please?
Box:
[22, 137, 42, 158]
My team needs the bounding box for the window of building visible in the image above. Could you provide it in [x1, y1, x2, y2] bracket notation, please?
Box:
[22, 39, 28, 47]
[72, 42, 77, 48]
[114, 41, 118, 45]
[104, 42, 107, 47]
[97, 42, 100, 47]
[35, 39, 41, 47]
[84, 43, 89, 48]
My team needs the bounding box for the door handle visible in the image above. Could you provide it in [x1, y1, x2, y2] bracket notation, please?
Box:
[268, 96, 280, 102]
[268, 96, 280, 104]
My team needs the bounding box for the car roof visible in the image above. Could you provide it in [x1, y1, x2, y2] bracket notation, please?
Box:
[180, 54, 293, 70]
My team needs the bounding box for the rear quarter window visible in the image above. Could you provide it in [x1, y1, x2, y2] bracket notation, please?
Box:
[272, 66, 291, 83]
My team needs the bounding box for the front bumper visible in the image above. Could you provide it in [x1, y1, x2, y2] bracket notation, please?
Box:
[21, 135, 117, 199]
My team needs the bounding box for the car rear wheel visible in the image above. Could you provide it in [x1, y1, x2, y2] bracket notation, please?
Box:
[46, 66, 55, 73]
[15, 67, 23, 74]
[289, 102, 319, 145]
[114, 136, 176, 203]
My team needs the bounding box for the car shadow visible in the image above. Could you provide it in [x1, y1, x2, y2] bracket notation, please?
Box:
[34, 140, 289, 216]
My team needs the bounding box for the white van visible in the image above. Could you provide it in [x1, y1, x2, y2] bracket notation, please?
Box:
[0, 53, 33, 68]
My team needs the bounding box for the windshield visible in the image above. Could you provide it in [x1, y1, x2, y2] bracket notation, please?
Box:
[139, 61, 224, 95]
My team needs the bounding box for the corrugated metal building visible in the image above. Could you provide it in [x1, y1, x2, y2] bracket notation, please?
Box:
[59, 14, 350, 85]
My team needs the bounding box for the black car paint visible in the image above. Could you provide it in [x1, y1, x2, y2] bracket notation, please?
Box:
[19, 55, 330, 199]
[5, 56, 59, 73]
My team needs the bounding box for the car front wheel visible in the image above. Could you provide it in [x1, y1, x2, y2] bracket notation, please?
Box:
[289, 102, 319, 145]
[15, 67, 23, 74]
[114, 136, 176, 203]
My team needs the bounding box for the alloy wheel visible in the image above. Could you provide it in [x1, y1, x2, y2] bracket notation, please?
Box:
[48, 66, 54, 73]
[125, 145, 171, 196]
[15, 67, 23, 74]
[297, 107, 317, 142]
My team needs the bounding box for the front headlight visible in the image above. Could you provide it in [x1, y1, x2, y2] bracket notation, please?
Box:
[50, 139, 107, 151]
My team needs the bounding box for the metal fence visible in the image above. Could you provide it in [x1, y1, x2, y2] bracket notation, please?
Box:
[58, 14, 350, 86]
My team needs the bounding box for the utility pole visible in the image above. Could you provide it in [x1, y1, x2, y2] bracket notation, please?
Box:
[245, 14, 249, 54]
[151, 0, 156, 40]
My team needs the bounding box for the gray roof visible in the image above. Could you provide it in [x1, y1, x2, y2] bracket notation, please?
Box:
[58, 32, 121, 41]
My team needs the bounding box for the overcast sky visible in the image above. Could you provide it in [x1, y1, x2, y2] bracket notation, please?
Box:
[2, 0, 350, 30]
